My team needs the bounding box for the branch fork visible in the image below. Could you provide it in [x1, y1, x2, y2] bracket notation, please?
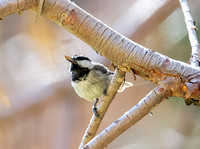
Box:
[1, 0, 200, 148]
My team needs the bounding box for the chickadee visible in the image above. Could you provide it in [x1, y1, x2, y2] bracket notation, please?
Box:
[65, 55, 132, 117]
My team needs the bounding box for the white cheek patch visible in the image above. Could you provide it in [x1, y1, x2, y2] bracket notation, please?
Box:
[77, 60, 93, 69]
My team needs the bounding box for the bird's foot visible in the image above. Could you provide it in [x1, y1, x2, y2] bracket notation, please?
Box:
[103, 89, 108, 96]
[93, 98, 100, 117]
[92, 107, 100, 117]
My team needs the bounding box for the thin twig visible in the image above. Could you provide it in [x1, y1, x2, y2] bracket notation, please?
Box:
[79, 68, 126, 148]
[35, 0, 44, 23]
[83, 86, 170, 149]
[179, 0, 200, 67]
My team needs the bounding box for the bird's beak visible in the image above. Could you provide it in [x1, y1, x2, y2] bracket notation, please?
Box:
[65, 55, 75, 63]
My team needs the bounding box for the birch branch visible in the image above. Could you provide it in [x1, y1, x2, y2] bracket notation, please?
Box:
[83, 86, 170, 149]
[179, 0, 200, 67]
[79, 68, 125, 148]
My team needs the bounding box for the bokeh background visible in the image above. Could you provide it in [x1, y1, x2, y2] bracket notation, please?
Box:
[0, 0, 200, 149]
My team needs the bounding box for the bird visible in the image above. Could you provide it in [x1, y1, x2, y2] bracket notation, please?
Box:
[65, 55, 132, 117]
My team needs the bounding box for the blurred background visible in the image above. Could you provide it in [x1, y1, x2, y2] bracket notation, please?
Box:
[0, 0, 200, 149]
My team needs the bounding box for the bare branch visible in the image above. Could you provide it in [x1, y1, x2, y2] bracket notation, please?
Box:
[179, 0, 200, 67]
[79, 68, 125, 148]
[83, 86, 170, 149]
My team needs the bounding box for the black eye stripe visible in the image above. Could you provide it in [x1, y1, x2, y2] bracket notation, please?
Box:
[70, 63, 90, 81]
[72, 55, 91, 61]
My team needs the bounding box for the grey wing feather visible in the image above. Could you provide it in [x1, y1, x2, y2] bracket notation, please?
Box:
[93, 64, 112, 74]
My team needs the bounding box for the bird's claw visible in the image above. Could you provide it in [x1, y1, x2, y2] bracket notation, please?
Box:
[92, 107, 100, 117]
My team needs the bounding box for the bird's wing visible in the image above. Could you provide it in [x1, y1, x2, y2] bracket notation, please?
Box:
[93, 63, 111, 74]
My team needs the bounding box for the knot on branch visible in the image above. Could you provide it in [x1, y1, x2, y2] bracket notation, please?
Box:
[61, 9, 77, 25]
[157, 74, 200, 106]
[158, 77, 180, 97]
[183, 77, 200, 105]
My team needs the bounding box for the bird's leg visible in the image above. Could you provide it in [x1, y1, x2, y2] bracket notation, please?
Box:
[103, 89, 108, 96]
[122, 78, 126, 86]
[92, 98, 99, 117]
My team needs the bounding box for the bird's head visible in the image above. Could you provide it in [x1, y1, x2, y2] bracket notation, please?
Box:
[65, 55, 93, 70]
